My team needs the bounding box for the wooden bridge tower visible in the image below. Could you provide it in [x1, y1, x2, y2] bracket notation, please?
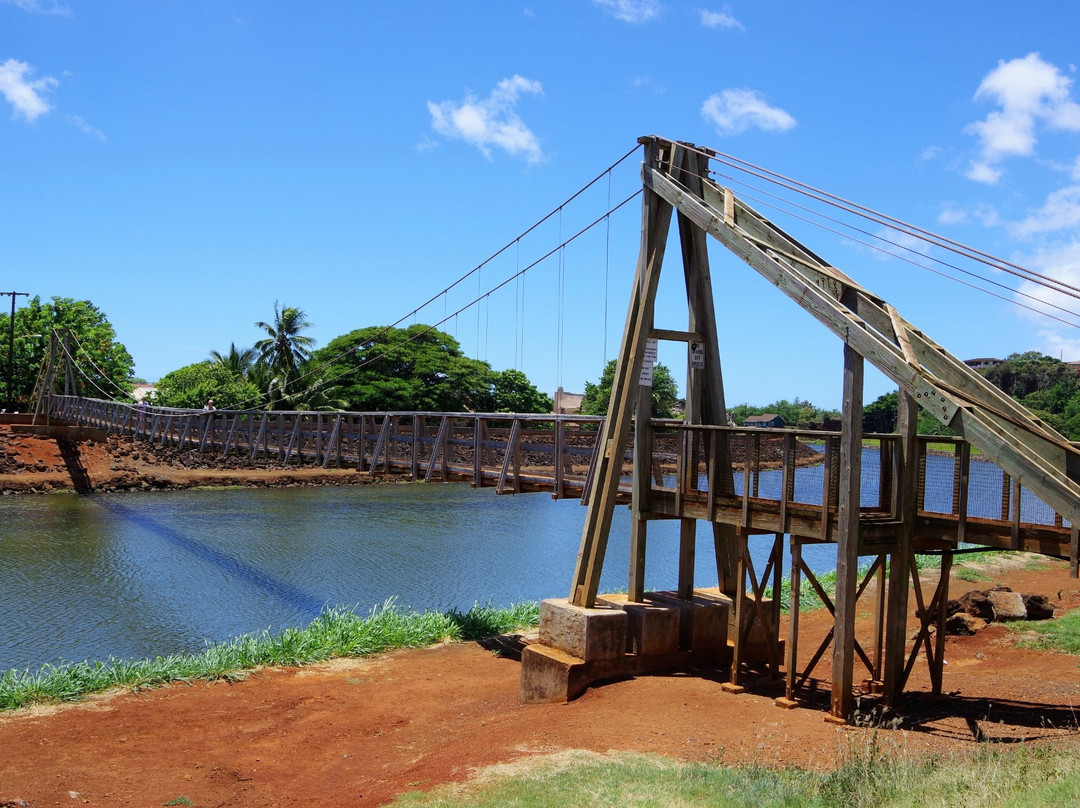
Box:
[522, 136, 1080, 721]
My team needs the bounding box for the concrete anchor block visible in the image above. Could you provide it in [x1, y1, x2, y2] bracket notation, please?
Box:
[538, 598, 627, 662]
[597, 594, 680, 657]
[648, 591, 729, 657]
[520, 643, 589, 704]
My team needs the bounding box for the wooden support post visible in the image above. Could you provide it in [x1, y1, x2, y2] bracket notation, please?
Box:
[677, 517, 696, 600]
[411, 416, 421, 479]
[425, 417, 450, 483]
[932, 550, 953, 695]
[957, 441, 970, 543]
[553, 418, 565, 499]
[322, 415, 341, 469]
[1070, 524, 1078, 579]
[1011, 477, 1022, 549]
[871, 553, 886, 684]
[830, 342, 863, 721]
[473, 417, 484, 488]
[369, 416, 390, 477]
[782, 535, 803, 704]
[726, 528, 749, 692]
[284, 417, 302, 465]
[496, 419, 522, 493]
[570, 139, 673, 608]
[251, 414, 268, 460]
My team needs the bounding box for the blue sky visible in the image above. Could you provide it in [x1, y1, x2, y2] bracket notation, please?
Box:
[3, 1, 1080, 410]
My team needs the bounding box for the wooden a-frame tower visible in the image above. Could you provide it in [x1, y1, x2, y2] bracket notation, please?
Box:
[521, 136, 1080, 720]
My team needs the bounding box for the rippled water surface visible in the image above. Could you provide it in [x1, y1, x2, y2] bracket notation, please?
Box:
[3, 447, 1024, 673]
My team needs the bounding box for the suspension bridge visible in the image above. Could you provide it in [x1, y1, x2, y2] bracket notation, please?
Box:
[25, 135, 1080, 723]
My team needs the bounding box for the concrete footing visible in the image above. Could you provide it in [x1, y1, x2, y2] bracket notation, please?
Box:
[521, 590, 743, 703]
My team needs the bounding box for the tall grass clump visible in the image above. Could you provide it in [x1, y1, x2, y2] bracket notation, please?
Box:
[0, 599, 539, 712]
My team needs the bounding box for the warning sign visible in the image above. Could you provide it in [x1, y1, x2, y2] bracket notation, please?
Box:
[639, 338, 658, 387]
[690, 341, 705, 370]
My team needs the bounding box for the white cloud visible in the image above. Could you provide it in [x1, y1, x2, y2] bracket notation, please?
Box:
[1014, 242, 1080, 338]
[592, 0, 661, 23]
[427, 75, 544, 164]
[965, 53, 1080, 183]
[1011, 184, 1080, 237]
[701, 88, 795, 135]
[937, 205, 968, 226]
[868, 227, 934, 262]
[0, 58, 57, 121]
[701, 10, 743, 30]
[629, 76, 666, 95]
[2, 0, 70, 13]
[70, 114, 105, 141]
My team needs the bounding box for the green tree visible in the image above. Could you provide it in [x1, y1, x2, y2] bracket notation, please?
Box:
[730, 398, 839, 430]
[0, 296, 134, 406]
[580, 359, 678, 419]
[490, 369, 553, 413]
[209, 343, 257, 378]
[153, 362, 262, 410]
[982, 352, 1072, 400]
[255, 303, 315, 404]
[312, 324, 500, 412]
[862, 391, 898, 433]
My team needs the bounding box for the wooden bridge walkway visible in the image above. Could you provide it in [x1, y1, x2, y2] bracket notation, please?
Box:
[48, 395, 1078, 567]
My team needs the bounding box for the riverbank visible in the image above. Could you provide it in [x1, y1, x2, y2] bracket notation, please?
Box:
[2, 555, 1079, 806]
[0, 424, 411, 494]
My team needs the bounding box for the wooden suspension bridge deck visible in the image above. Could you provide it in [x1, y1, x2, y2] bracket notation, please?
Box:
[48, 395, 1079, 565]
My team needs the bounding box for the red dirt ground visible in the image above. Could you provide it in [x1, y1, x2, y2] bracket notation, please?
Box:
[2, 430, 1080, 807]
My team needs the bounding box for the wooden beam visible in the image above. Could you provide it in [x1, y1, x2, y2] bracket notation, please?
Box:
[570, 138, 674, 607]
[830, 342, 864, 720]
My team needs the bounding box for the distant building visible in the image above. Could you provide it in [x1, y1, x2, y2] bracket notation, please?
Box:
[132, 383, 156, 402]
[743, 413, 785, 429]
[553, 387, 584, 415]
[964, 357, 1002, 371]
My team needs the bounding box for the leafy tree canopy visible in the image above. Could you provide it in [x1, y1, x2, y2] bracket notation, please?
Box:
[491, 368, 553, 413]
[311, 324, 550, 413]
[730, 398, 839, 430]
[0, 296, 134, 407]
[153, 362, 262, 410]
[580, 359, 679, 419]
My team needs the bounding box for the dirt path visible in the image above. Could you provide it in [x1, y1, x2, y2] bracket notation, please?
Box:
[2, 559, 1080, 808]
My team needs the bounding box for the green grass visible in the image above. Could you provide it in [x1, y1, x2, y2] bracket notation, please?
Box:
[0, 599, 539, 712]
[955, 566, 992, 582]
[1013, 605, 1080, 655]
[388, 742, 1080, 808]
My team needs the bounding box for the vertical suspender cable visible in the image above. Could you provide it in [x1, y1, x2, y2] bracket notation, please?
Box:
[557, 208, 565, 390]
[514, 241, 520, 368]
[604, 169, 611, 365]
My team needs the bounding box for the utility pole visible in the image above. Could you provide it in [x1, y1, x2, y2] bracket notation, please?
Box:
[1, 291, 29, 411]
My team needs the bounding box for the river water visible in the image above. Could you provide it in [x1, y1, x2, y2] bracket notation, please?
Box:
[0, 449, 1058, 673]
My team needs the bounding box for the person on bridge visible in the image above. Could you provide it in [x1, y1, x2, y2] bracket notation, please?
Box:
[203, 399, 215, 411]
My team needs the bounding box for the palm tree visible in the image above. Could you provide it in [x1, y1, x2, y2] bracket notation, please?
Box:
[254, 303, 315, 378]
[208, 343, 256, 378]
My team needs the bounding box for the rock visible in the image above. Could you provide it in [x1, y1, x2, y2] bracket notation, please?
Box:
[987, 589, 1027, 621]
[946, 612, 987, 635]
[956, 591, 996, 621]
[1022, 594, 1055, 620]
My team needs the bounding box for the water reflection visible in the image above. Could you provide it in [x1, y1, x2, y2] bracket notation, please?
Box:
[0, 478, 842, 672]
